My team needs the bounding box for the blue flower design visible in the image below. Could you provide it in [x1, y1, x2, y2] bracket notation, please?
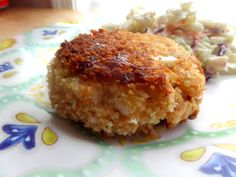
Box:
[0, 124, 37, 150]
[200, 152, 236, 177]
[0, 62, 13, 73]
[42, 30, 57, 36]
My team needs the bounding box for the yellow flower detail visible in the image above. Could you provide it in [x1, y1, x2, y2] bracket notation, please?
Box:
[43, 36, 53, 40]
[16, 112, 40, 123]
[14, 58, 23, 65]
[0, 38, 16, 51]
[180, 147, 206, 161]
[2, 71, 17, 78]
[58, 20, 80, 24]
[42, 127, 58, 145]
[211, 120, 236, 129]
[58, 30, 66, 35]
[211, 123, 223, 129]
[215, 144, 236, 152]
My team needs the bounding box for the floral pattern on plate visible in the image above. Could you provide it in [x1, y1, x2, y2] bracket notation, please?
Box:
[0, 112, 58, 149]
[0, 35, 25, 54]
[181, 144, 236, 177]
[25, 26, 81, 48]
[0, 49, 45, 95]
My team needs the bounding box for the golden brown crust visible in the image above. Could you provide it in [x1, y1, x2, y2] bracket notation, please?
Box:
[48, 29, 206, 136]
[55, 29, 204, 96]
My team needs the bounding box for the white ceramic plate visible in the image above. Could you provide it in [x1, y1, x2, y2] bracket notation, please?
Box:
[0, 23, 236, 177]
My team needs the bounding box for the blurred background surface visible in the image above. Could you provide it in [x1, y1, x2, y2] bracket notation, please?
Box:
[6, 0, 236, 24]
[0, 0, 236, 40]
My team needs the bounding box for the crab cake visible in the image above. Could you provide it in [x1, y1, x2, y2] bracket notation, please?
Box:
[47, 29, 205, 136]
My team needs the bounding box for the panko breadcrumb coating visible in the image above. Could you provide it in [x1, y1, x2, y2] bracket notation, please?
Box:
[48, 29, 205, 136]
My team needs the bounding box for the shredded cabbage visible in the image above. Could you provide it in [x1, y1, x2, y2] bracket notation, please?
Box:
[104, 3, 236, 77]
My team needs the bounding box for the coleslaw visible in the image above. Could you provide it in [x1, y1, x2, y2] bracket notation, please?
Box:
[104, 3, 236, 78]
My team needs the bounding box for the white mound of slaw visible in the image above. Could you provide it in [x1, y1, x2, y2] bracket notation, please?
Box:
[104, 3, 236, 78]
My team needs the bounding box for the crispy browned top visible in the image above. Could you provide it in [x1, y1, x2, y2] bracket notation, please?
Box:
[55, 29, 204, 92]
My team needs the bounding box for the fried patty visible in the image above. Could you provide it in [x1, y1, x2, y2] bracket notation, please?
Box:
[48, 29, 205, 136]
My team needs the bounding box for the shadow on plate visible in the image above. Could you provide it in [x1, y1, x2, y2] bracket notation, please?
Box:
[48, 114, 190, 146]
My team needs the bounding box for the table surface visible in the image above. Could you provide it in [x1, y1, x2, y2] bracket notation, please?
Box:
[1, 5, 235, 42]
[0, 7, 83, 41]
